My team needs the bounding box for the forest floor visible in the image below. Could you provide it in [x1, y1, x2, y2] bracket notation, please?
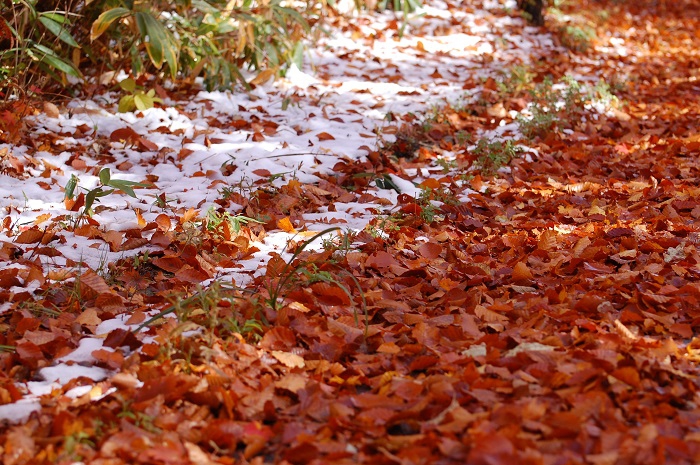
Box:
[1, 0, 700, 463]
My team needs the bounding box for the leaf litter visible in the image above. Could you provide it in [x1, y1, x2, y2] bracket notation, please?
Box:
[2, 0, 700, 463]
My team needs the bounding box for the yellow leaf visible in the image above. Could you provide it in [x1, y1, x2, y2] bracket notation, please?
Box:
[277, 217, 297, 234]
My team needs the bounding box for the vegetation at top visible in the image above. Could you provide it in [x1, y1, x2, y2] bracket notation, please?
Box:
[0, 0, 426, 101]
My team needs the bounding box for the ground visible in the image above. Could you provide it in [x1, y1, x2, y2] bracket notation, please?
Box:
[1, 0, 700, 464]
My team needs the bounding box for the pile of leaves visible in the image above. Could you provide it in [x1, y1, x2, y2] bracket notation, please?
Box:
[2, 0, 700, 463]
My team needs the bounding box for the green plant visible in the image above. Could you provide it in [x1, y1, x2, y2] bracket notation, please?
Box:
[264, 227, 337, 312]
[62, 430, 95, 462]
[472, 137, 522, 175]
[560, 24, 595, 52]
[0, 0, 82, 96]
[516, 76, 581, 139]
[435, 157, 457, 173]
[366, 214, 401, 238]
[321, 229, 357, 260]
[496, 65, 534, 97]
[135, 280, 266, 341]
[117, 78, 163, 112]
[132, 250, 150, 269]
[205, 206, 263, 237]
[64, 168, 147, 219]
[90, 0, 310, 90]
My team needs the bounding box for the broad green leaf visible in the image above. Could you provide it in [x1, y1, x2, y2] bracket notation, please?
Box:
[64, 174, 78, 199]
[99, 168, 111, 185]
[90, 8, 130, 41]
[135, 11, 179, 78]
[107, 179, 147, 198]
[39, 12, 69, 24]
[291, 42, 304, 68]
[31, 43, 81, 77]
[119, 78, 136, 92]
[118, 95, 135, 113]
[133, 93, 154, 111]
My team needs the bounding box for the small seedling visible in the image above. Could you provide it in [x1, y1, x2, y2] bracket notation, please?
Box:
[65, 168, 147, 218]
[472, 138, 522, 175]
[117, 78, 163, 113]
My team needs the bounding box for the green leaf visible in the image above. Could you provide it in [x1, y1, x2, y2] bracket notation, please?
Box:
[133, 93, 154, 111]
[99, 168, 111, 185]
[134, 11, 179, 78]
[291, 42, 304, 69]
[90, 8, 131, 41]
[119, 78, 136, 92]
[39, 12, 69, 24]
[64, 174, 78, 200]
[30, 43, 81, 77]
[107, 179, 147, 198]
[118, 95, 135, 113]
[38, 15, 80, 47]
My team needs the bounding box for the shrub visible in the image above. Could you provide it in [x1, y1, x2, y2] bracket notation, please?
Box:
[90, 0, 311, 90]
[0, 0, 81, 98]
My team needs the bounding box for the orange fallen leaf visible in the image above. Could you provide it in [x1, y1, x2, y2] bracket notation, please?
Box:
[277, 217, 297, 233]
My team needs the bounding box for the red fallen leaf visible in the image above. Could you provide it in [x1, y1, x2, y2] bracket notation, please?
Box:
[92, 348, 124, 370]
[365, 251, 400, 269]
[137, 136, 158, 151]
[15, 341, 44, 368]
[606, 227, 634, 238]
[95, 292, 125, 312]
[259, 326, 297, 350]
[74, 224, 101, 239]
[512, 262, 533, 283]
[419, 178, 441, 189]
[265, 253, 287, 279]
[155, 213, 171, 232]
[575, 293, 604, 312]
[103, 328, 141, 350]
[400, 203, 422, 215]
[417, 242, 442, 259]
[150, 230, 174, 248]
[0, 241, 22, 260]
[311, 282, 350, 305]
[537, 230, 558, 251]
[611, 366, 641, 388]
[670, 323, 693, 338]
[583, 262, 614, 274]
[109, 127, 140, 143]
[15, 228, 44, 244]
[316, 131, 335, 141]
[22, 329, 57, 346]
[80, 269, 111, 295]
[101, 230, 124, 252]
[377, 341, 401, 354]
[408, 355, 439, 371]
[273, 373, 307, 394]
[151, 256, 184, 273]
[15, 316, 40, 334]
[0, 268, 21, 288]
[283, 443, 319, 465]
[134, 374, 198, 403]
[174, 265, 210, 283]
[121, 237, 149, 251]
[204, 420, 244, 448]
